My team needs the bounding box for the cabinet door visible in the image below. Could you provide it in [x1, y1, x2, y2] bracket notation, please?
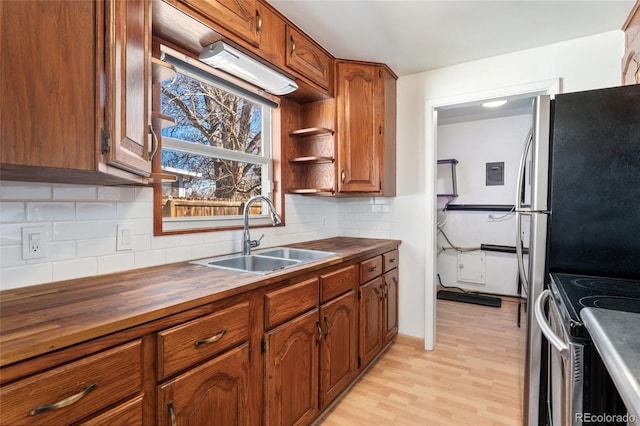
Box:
[158, 344, 250, 426]
[105, 0, 152, 177]
[359, 277, 384, 369]
[0, 0, 98, 172]
[320, 290, 358, 409]
[181, 0, 259, 46]
[337, 62, 381, 193]
[383, 268, 399, 345]
[265, 309, 319, 426]
[286, 25, 331, 91]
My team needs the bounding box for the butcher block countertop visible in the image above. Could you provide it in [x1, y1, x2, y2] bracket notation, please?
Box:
[0, 237, 399, 368]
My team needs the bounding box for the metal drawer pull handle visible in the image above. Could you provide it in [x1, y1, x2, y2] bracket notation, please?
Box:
[168, 400, 177, 426]
[389, 258, 396, 263]
[255, 9, 262, 35]
[324, 316, 330, 337]
[368, 266, 377, 272]
[195, 328, 227, 346]
[29, 382, 97, 416]
[315, 321, 322, 344]
[290, 35, 296, 56]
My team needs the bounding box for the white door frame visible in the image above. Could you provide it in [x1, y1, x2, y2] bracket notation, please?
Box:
[423, 78, 560, 350]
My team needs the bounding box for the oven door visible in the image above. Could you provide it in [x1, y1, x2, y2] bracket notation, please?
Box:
[535, 289, 584, 426]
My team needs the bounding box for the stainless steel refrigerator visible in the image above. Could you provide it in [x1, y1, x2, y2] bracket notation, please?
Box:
[515, 84, 640, 426]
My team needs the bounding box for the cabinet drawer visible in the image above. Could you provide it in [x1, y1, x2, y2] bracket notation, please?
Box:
[359, 256, 382, 284]
[0, 340, 142, 425]
[320, 264, 357, 303]
[383, 250, 399, 272]
[158, 302, 249, 379]
[265, 277, 319, 329]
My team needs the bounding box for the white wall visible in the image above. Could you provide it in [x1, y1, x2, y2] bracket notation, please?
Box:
[395, 30, 625, 348]
[436, 114, 531, 296]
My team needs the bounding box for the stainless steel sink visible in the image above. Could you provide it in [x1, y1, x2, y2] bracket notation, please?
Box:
[191, 248, 338, 274]
[257, 247, 337, 262]
[193, 255, 301, 274]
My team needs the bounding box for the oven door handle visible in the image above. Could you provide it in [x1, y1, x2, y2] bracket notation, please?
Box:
[534, 289, 569, 357]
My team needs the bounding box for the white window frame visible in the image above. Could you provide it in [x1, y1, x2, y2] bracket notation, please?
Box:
[159, 55, 275, 232]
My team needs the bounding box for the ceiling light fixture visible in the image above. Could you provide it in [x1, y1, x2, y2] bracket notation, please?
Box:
[482, 100, 508, 108]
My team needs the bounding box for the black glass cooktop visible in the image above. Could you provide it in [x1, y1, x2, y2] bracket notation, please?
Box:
[550, 273, 640, 338]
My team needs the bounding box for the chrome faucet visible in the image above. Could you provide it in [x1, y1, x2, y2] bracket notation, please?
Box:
[242, 195, 283, 255]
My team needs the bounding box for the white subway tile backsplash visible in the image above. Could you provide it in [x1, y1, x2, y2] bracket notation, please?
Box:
[77, 238, 117, 258]
[0, 245, 24, 268]
[53, 258, 97, 281]
[1, 182, 52, 200]
[53, 221, 98, 241]
[117, 202, 152, 219]
[0, 182, 393, 290]
[27, 202, 76, 221]
[47, 241, 77, 261]
[97, 186, 135, 201]
[134, 187, 154, 201]
[53, 185, 97, 201]
[1, 263, 52, 290]
[98, 253, 135, 275]
[77, 203, 117, 220]
[134, 235, 151, 252]
[135, 249, 167, 269]
[0, 202, 26, 222]
[165, 246, 192, 263]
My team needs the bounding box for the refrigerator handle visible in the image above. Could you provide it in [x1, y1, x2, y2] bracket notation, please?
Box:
[516, 211, 529, 294]
[515, 128, 533, 211]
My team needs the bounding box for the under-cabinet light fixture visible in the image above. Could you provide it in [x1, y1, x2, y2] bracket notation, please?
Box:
[199, 41, 298, 95]
[482, 99, 508, 108]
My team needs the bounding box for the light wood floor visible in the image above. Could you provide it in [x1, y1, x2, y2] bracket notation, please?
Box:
[320, 299, 527, 425]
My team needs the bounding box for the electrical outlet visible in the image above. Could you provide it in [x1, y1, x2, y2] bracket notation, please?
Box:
[22, 227, 47, 260]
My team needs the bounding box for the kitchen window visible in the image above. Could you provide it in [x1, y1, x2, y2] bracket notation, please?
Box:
[155, 51, 281, 233]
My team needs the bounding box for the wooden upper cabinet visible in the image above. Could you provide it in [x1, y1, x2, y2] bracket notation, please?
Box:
[286, 25, 332, 91]
[622, 1, 640, 85]
[0, 0, 151, 185]
[180, 0, 260, 46]
[257, 2, 286, 68]
[336, 61, 396, 196]
[104, 0, 152, 177]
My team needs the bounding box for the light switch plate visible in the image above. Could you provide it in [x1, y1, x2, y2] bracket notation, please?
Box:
[116, 223, 134, 251]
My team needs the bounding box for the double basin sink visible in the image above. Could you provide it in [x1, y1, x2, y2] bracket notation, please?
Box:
[191, 247, 338, 274]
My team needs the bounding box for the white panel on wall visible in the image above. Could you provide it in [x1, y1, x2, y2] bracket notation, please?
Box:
[457, 251, 485, 284]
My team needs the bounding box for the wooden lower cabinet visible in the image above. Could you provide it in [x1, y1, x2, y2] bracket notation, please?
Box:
[359, 276, 384, 369]
[0, 246, 399, 426]
[265, 309, 320, 426]
[0, 341, 142, 425]
[78, 394, 144, 425]
[383, 268, 399, 345]
[157, 343, 250, 426]
[319, 289, 358, 409]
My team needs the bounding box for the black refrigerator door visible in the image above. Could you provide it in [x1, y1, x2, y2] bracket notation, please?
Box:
[548, 84, 640, 280]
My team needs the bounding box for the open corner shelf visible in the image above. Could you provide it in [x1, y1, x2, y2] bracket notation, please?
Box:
[288, 188, 335, 195]
[151, 111, 175, 129]
[289, 127, 334, 138]
[289, 156, 335, 164]
[152, 57, 177, 84]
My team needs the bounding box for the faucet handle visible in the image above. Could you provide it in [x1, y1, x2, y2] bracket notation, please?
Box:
[251, 234, 265, 249]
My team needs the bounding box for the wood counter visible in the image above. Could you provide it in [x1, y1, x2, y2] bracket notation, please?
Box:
[0, 237, 399, 368]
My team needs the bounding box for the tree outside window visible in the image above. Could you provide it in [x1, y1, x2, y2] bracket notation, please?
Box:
[160, 72, 272, 220]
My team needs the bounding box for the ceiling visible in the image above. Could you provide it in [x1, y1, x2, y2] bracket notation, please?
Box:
[269, 0, 635, 77]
